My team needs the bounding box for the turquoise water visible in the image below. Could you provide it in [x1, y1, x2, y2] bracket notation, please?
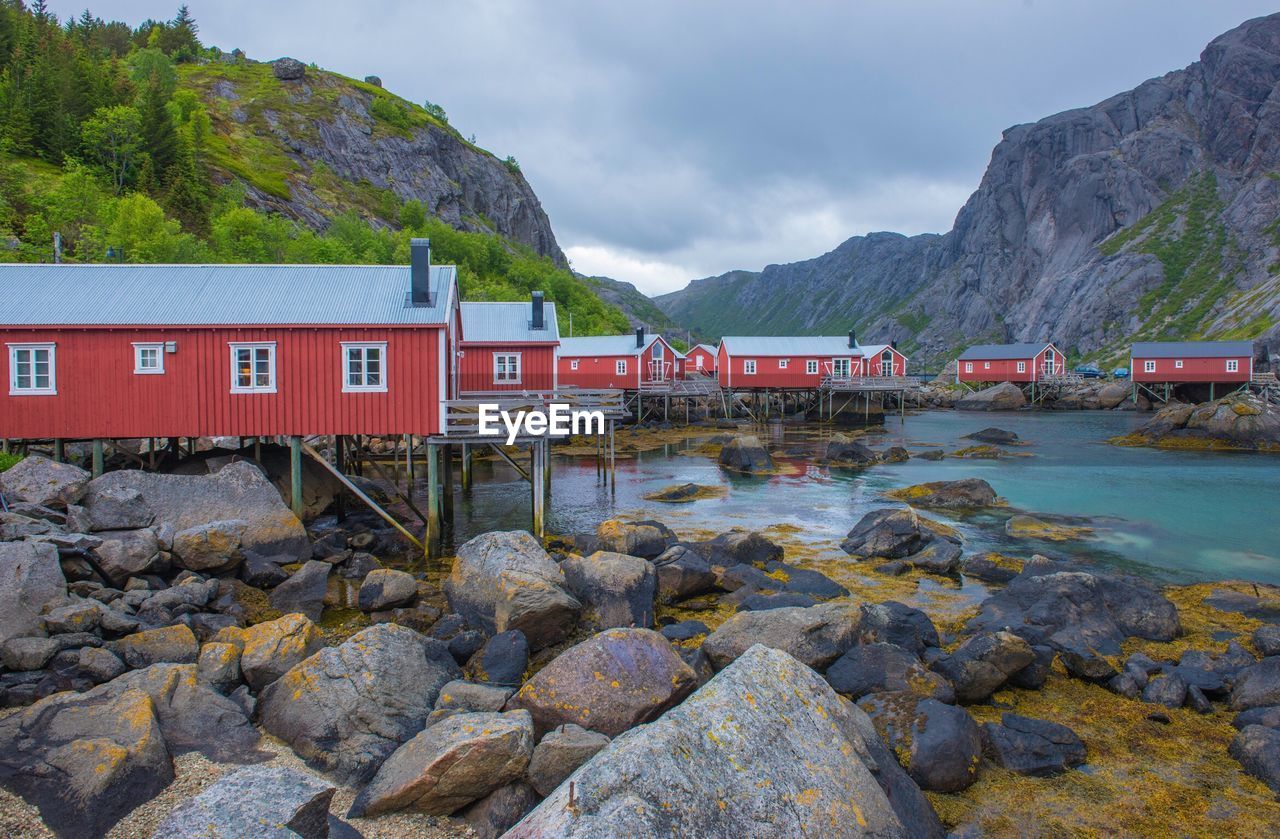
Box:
[443, 411, 1280, 585]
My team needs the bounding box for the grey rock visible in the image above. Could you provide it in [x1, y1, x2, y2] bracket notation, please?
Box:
[931, 631, 1035, 703]
[822, 435, 878, 465]
[271, 56, 306, 80]
[1231, 656, 1280, 711]
[92, 528, 163, 586]
[86, 485, 154, 531]
[358, 568, 418, 611]
[955, 382, 1027, 411]
[460, 781, 540, 839]
[827, 642, 954, 703]
[259, 623, 460, 783]
[982, 713, 1086, 776]
[693, 528, 784, 567]
[240, 551, 291, 587]
[435, 679, 516, 712]
[892, 478, 998, 509]
[1142, 673, 1188, 708]
[78, 645, 126, 682]
[465, 629, 529, 685]
[906, 539, 963, 574]
[1, 637, 59, 671]
[856, 600, 941, 655]
[860, 693, 982, 792]
[1230, 724, 1280, 794]
[660, 619, 709, 642]
[840, 507, 929, 559]
[736, 591, 817, 611]
[505, 628, 697, 737]
[197, 641, 243, 693]
[964, 428, 1020, 444]
[0, 455, 90, 506]
[152, 765, 335, 839]
[1234, 705, 1280, 730]
[506, 645, 936, 838]
[43, 599, 104, 634]
[171, 519, 248, 573]
[236, 613, 324, 690]
[348, 709, 534, 817]
[703, 602, 860, 671]
[1255, 625, 1280, 657]
[593, 519, 676, 559]
[526, 723, 610, 796]
[561, 550, 655, 630]
[444, 530, 580, 650]
[0, 541, 67, 644]
[717, 435, 775, 473]
[269, 560, 331, 622]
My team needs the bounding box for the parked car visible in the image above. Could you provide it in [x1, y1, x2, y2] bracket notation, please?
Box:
[1074, 364, 1104, 379]
[1112, 367, 1130, 379]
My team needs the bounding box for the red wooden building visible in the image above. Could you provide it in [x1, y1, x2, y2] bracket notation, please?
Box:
[717, 335, 907, 389]
[1130, 341, 1253, 384]
[557, 329, 681, 390]
[1, 239, 458, 440]
[685, 343, 718, 377]
[457, 295, 559, 395]
[957, 343, 1064, 383]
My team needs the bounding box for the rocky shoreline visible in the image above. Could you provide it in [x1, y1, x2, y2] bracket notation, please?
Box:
[2, 441, 1280, 836]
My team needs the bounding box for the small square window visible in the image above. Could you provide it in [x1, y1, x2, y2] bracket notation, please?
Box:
[1017, 361, 1026, 373]
[133, 343, 164, 374]
[1175, 360, 1183, 369]
[778, 358, 789, 369]
[1227, 359, 1239, 373]
[744, 360, 757, 375]
[570, 359, 579, 370]
[983, 361, 991, 369]
[615, 359, 627, 375]
[494, 353, 521, 383]
[806, 360, 818, 375]
[230, 343, 276, 393]
[8, 343, 56, 395]
[1144, 360, 1156, 374]
[343, 343, 387, 392]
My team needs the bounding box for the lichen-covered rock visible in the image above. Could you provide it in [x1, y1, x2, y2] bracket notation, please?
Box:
[0, 455, 89, 506]
[981, 713, 1086, 776]
[358, 568, 418, 611]
[152, 764, 335, 839]
[593, 519, 676, 559]
[505, 628, 696, 737]
[525, 723, 610, 796]
[268, 559, 330, 622]
[886, 478, 998, 509]
[171, 519, 248, 573]
[840, 507, 929, 559]
[1123, 395, 1280, 451]
[196, 641, 242, 693]
[955, 382, 1027, 411]
[259, 623, 460, 783]
[702, 602, 861, 671]
[717, 435, 775, 473]
[42, 598, 104, 634]
[113, 623, 199, 669]
[561, 550, 656, 630]
[931, 631, 1035, 703]
[238, 613, 323, 691]
[78, 645, 126, 682]
[1004, 514, 1093, 542]
[506, 645, 941, 838]
[0, 541, 67, 645]
[444, 531, 580, 650]
[858, 693, 981, 792]
[826, 642, 954, 702]
[348, 710, 534, 817]
[960, 552, 1025, 583]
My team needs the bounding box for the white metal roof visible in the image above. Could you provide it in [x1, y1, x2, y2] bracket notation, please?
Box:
[460, 301, 559, 343]
[690, 343, 719, 354]
[0, 263, 455, 326]
[1131, 340, 1253, 358]
[958, 343, 1053, 360]
[559, 333, 669, 357]
[720, 336, 861, 356]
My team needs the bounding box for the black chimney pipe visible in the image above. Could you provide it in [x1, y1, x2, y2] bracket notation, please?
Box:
[848, 329, 858, 349]
[409, 238, 432, 307]
[636, 326, 645, 348]
[531, 291, 545, 330]
[891, 340, 897, 350]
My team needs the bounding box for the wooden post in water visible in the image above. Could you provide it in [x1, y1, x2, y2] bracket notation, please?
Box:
[542, 437, 551, 507]
[91, 440, 104, 478]
[404, 434, 415, 502]
[289, 436, 303, 520]
[460, 443, 472, 491]
[426, 444, 441, 557]
[53, 439, 64, 463]
[531, 440, 545, 539]
[334, 435, 347, 521]
[609, 420, 617, 491]
[442, 443, 455, 524]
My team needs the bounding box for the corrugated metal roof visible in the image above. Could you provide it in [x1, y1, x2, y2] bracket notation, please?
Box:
[958, 343, 1053, 360]
[1131, 340, 1254, 358]
[691, 343, 719, 354]
[720, 336, 859, 356]
[460, 301, 559, 343]
[857, 344, 906, 359]
[559, 334, 663, 357]
[0, 263, 455, 325]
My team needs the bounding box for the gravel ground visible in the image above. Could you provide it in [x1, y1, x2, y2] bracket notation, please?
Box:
[0, 732, 474, 839]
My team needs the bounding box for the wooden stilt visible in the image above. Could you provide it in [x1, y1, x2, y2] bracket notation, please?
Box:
[53, 439, 64, 463]
[300, 442, 425, 554]
[531, 439, 545, 539]
[461, 443, 473, 491]
[426, 444, 441, 557]
[91, 439, 104, 478]
[334, 435, 347, 520]
[405, 434, 416, 502]
[0, 438, 9, 455]
[442, 443, 455, 525]
[289, 436, 303, 520]
[609, 420, 616, 491]
[542, 437, 551, 507]
[253, 437, 262, 463]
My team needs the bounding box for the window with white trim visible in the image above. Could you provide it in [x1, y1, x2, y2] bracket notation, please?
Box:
[1227, 359, 1239, 373]
[1175, 360, 1183, 369]
[1017, 361, 1026, 373]
[8, 343, 56, 395]
[230, 343, 276, 393]
[494, 353, 521, 383]
[1144, 360, 1156, 374]
[695, 356, 704, 369]
[778, 358, 789, 369]
[744, 359, 757, 375]
[133, 342, 164, 374]
[806, 360, 818, 375]
[652, 342, 663, 359]
[343, 342, 387, 392]
[570, 359, 579, 370]
[983, 361, 990, 369]
[964, 362, 973, 373]
[615, 359, 627, 375]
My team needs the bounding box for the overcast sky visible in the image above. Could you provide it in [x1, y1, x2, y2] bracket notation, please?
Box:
[51, 1, 1280, 294]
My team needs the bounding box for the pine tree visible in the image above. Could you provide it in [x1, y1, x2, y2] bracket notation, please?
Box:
[137, 78, 177, 179]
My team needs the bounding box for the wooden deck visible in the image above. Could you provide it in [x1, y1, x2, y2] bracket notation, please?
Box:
[819, 375, 920, 393]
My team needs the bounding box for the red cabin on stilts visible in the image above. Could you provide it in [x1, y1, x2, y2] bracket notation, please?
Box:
[457, 295, 560, 395]
[957, 343, 1064, 384]
[717, 334, 907, 390]
[557, 328, 681, 390]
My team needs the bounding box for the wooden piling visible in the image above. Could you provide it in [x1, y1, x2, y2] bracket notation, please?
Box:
[460, 443, 472, 491]
[426, 444, 441, 556]
[531, 439, 546, 538]
[53, 439, 64, 463]
[442, 443, 455, 523]
[404, 434, 415, 502]
[91, 439, 104, 478]
[289, 436, 303, 519]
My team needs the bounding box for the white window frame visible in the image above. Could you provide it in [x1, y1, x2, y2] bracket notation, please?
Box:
[1144, 360, 1156, 374]
[1227, 359, 1239, 373]
[133, 342, 165, 375]
[1174, 360, 1183, 369]
[494, 352, 522, 384]
[7, 343, 56, 396]
[570, 359, 579, 371]
[806, 360, 818, 375]
[964, 361, 973, 374]
[1017, 361, 1026, 374]
[744, 359, 757, 375]
[983, 361, 990, 369]
[342, 342, 387, 393]
[229, 342, 277, 394]
[778, 358, 789, 369]
[652, 342, 664, 359]
[695, 355, 704, 369]
[615, 359, 627, 376]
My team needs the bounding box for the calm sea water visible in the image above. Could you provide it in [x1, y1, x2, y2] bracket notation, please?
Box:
[438, 411, 1280, 585]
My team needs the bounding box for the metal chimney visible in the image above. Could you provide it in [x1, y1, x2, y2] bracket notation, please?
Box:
[848, 329, 858, 349]
[531, 291, 545, 330]
[409, 238, 432, 307]
[891, 340, 898, 350]
[636, 326, 646, 348]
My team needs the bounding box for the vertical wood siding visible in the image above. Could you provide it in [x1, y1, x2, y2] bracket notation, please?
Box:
[458, 344, 557, 393]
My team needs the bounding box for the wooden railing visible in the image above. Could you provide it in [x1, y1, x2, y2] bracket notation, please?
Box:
[819, 375, 920, 392]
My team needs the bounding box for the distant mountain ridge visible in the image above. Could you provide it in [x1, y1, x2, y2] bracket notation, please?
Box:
[654, 14, 1280, 367]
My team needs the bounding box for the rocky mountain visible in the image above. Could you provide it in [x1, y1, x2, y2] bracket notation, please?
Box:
[578, 274, 685, 336]
[656, 13, 1280, 368]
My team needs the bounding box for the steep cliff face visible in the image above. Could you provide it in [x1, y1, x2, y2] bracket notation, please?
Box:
[183, 61, 566, 266]
[657, 14, 1280, 367]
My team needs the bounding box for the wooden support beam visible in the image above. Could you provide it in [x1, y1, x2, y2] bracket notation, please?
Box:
[334, 435, 347, 520]
[426, 444, 441, 557]
[289, 436, 303, 520]
[442, 442, 455, 523]
[300, 442, 426, 553]
[91, 440, 104, 478]
[461, 443, 473, 491]
[53, 439, 64, 463]
[531, 439, 545, 539]
[488, 444, 531, 482]
[405, 434, 415, 503]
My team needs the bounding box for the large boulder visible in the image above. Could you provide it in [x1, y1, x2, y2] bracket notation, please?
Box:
[717, 435, 775, 473]
[0, 455, 89, 506]
[826, 642, 954, 702]
[653, 545, 718, 602]
[83, 461, 309, 560]
[886, 478, 998, 509]
[152, 765, 335, 839]
[702, 602, 861, 671]
[91, 527, 163, 585]
[85, 485, 154, 531]
[271, 56, 307, 80]
[461, 782, 541, 839]
[349, 710, 534, 817]
[561, 550, 656, 630]
[505, 628, 696, 737]
[505, 645, 941, 838]
[465, 629, 529, 685]
[358, 568, 418, 611]
[981, 713, 1086, 776]
[840, 507, 929, 559]
[931, 631, 1036, 703]
[1229, 724, 1280, 794]
[593, 519, 676, 559]
[1232, 657, 1280, 711]
[171, 519, 248, 573]
[0, 541, 67, 644]
[955, 381, 1027, 411]
[238, 613, 324, 691]
[113, 623, 200, 669]
[1123, 394, 1280, 451]
[822, 435, 878, 466]
[963, 427, 1020, 444]
[444, 531, 581, 650]
[269, 559, 331, 622]
[855, 601, 941, 655]
[259, 623, 461, 783]
[526, 723, 611, 796]
[858, 693, 982, 792]
[693, 528, 784, 567]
